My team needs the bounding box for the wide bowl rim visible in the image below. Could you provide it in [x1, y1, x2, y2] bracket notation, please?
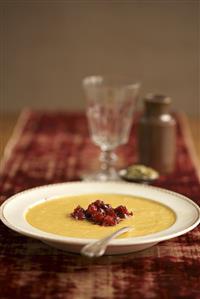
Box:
[1, 181, 200, 246]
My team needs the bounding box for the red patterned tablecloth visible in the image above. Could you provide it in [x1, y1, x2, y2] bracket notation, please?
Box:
[0, 110, 200, 299]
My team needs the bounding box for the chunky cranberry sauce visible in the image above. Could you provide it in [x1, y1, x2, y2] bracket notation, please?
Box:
[71, 200, 133, 226]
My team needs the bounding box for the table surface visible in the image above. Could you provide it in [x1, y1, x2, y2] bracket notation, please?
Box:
[0, 112, 200, 162]
[0, 111, 200, 299]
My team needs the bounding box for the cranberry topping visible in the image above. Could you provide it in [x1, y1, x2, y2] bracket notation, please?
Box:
[114, 205, 133, 218]
[70, 205, 86, 220]
[71, 200, 133, 226]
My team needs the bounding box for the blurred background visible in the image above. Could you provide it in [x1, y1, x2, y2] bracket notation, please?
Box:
[0, 0, 199, 116]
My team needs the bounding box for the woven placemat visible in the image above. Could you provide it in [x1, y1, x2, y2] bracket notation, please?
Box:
[0, 110, 200, 299]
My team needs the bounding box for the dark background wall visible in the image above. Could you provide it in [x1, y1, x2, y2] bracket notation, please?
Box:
[0, 0, 199, 116]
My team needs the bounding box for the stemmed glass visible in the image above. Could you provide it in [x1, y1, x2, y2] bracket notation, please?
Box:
[82, 75, 140, 181]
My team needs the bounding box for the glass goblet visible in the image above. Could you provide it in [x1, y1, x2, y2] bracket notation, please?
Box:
[82, 75, 140, 181]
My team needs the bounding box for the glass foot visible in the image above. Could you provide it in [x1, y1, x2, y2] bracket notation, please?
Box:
[81, 169, 121, 182]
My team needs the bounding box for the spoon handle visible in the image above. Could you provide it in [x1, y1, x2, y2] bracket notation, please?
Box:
[81, 226, 132, 258]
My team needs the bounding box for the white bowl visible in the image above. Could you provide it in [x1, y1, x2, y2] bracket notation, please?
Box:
[1, 182, 199, 255]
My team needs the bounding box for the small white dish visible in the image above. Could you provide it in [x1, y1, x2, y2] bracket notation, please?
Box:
[0, 182, 199, 255]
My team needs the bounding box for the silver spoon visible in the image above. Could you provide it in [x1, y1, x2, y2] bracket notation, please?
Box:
[81, 226, 133, 258]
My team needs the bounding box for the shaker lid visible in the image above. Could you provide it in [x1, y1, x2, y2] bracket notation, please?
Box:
[144, 94, 172, 115]
[144, 94, 171, 104]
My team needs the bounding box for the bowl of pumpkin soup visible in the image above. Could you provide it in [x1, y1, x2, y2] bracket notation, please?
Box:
[1, 182, 200, 255]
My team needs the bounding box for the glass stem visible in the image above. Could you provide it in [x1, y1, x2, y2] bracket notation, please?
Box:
[99, 149, 117, 176]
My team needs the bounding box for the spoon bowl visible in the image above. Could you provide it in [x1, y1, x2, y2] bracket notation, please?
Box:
[81, 226, 133, 258]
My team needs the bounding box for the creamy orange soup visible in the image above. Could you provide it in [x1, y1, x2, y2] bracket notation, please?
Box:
[26, 194, 176, 239]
